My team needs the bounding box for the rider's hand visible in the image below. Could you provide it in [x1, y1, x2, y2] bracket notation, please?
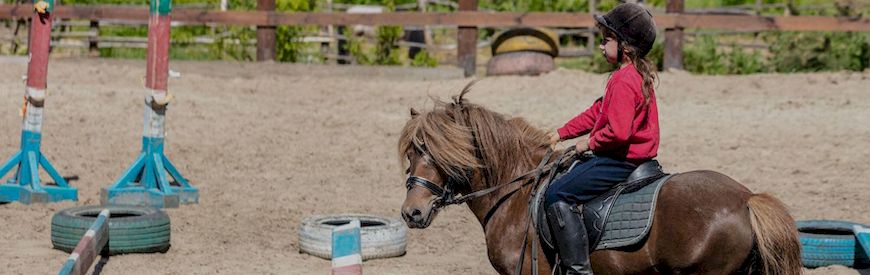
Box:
[575, 137, 589, 153]
[547, 132, 560, 149]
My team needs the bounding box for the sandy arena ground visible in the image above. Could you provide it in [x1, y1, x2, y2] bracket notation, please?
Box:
[0, 58, 868, 274]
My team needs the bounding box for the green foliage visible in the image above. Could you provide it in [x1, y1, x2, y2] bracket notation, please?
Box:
[684, 36, 727, 74]
[556, 50, 613, 73]
[276, 26, 304, 62]
[333, 0, 415, 5]
[375, 26, 403, 65]
[210, 27, 256, 61]
[411, 49, 438, 67]
[726, 45, 765, 74]
[274, 0, 316, 62]
[645, 39, 664, 72]
[766, 31, 869, 72]
[277, 0, 314, 11]
[683, 36, 767, 75]
[337, 0, 403, 66]
[341, 25, 403, 66]
[343, 27, 371, 64]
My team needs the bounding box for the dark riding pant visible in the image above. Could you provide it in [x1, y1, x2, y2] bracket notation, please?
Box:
[543, 155, 636, 208]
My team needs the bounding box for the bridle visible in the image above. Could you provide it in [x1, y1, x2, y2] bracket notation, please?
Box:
[404, 138, 463, 208]
[404, 102, 577, 275]
[404, 103, 570, 214]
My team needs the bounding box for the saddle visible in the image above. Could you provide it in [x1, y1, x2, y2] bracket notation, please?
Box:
[531, 155, 674, 251]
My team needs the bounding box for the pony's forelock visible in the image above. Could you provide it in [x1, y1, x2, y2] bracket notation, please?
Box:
[398, 83, 551, 187]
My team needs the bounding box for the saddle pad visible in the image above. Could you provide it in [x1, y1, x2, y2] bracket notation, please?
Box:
[594, 175, 670, 250]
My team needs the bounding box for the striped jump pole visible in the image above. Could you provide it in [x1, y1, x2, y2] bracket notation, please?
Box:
[58, 209, 109, 275]
[332, 219, 362, 275]
[101, 0, 197, 208]
[0, 0, 77, 204]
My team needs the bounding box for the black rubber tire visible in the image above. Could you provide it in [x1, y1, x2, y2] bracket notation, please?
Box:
[797, 220, 870, 268]
[51, 205, 171, 255]
[298, 214, 406, 260]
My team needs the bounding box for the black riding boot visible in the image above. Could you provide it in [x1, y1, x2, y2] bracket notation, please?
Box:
[546, 201, 594, 275]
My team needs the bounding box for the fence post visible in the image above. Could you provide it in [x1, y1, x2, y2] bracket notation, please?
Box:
[664, 0, 684, 70]
[88, 20, 98, 57]
[586, 0, 597, 53]
[457, 0, 477, 77]
[256, 0, 276, 61]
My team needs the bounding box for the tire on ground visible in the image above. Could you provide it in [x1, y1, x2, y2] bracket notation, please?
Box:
[298, 214, 406, 260]
[797, 219, 870, 268]
[51, 205, 171, 255]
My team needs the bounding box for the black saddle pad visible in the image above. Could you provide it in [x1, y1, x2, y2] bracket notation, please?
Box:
[532, 158, 673, 251]
[589, 174, 672, 250]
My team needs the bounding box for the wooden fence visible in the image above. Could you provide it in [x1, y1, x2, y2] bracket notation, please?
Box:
[1, 0, 869, 76]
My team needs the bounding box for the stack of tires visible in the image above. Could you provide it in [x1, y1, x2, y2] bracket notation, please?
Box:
[487, 28, 559, 76]
[51, 205, 171, 255]
[798, 220, 870, 268]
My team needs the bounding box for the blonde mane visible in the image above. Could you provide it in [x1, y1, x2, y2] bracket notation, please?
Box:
[398, 83, 551, 187]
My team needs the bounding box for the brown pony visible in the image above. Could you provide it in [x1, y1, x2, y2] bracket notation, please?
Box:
[398, 87, 801, 275]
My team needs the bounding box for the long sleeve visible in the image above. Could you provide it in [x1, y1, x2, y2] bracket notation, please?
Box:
[588, 81, 638, 151]
[557, 97, 602, 140]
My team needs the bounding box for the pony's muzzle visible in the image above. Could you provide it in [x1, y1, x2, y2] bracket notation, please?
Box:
[402, 206, 427, 228]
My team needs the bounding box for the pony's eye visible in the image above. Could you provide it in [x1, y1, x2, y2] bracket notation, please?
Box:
[405, 167, 411, 174]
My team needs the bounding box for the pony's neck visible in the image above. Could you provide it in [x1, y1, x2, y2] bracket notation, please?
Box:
[460, 145, 553, 273]
[462, 145, 550, 229]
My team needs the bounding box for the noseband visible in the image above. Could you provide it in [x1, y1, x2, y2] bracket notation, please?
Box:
[405, 138, 463, 207]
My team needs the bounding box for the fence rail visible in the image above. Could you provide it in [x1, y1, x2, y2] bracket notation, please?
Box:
[1, 1, 869, 75]
[2, 5, 869, 30]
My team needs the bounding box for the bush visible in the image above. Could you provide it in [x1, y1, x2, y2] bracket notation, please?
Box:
[375, 26, 403, 65]
[766, 32, 869, 72]
[684, 36, 727, 74]
[211, 27, 255, 61]
[727, 45, 766, 74]
[411, 49, 438, 67]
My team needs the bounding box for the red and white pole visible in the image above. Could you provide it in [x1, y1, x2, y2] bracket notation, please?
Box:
[0, 0, 78, 204]
[103, 0, 197, 208]
[144, 0, 172, 138]
[23, 0, 54, 134]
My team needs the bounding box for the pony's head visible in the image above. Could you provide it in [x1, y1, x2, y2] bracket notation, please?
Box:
[397, 82, 550, 228]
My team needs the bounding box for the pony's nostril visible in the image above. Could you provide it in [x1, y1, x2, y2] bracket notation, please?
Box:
[411, 209, 422, 219]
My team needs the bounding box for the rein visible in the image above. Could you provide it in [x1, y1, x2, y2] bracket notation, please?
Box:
[405, 141, 561, 208]
[404, 99, 578, 275]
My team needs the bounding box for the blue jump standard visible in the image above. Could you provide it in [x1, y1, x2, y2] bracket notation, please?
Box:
[101, 137, 198, 208]
[856, 225, 870, 258]
[0, 130, 77, 204]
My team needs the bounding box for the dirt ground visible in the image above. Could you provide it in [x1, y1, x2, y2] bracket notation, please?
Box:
[0, 58, 868, 274]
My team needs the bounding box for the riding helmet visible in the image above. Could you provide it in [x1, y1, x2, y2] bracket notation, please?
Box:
[594, 3, 657, 58]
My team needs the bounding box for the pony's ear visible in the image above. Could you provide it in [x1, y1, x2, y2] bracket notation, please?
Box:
[410, 108, 420, 117]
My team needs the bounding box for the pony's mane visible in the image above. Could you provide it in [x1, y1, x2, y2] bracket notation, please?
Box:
[398, 82, 551, 187]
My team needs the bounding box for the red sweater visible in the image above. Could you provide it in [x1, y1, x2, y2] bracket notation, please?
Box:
[557, 64, 659, 163]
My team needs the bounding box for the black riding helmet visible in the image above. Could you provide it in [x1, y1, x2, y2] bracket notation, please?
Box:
[594, 3, 657, 61]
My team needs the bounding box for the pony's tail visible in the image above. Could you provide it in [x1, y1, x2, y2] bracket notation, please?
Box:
[747, 193, 802, 275]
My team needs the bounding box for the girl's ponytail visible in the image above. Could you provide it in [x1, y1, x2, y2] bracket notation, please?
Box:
[628, 51, 657, 105]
